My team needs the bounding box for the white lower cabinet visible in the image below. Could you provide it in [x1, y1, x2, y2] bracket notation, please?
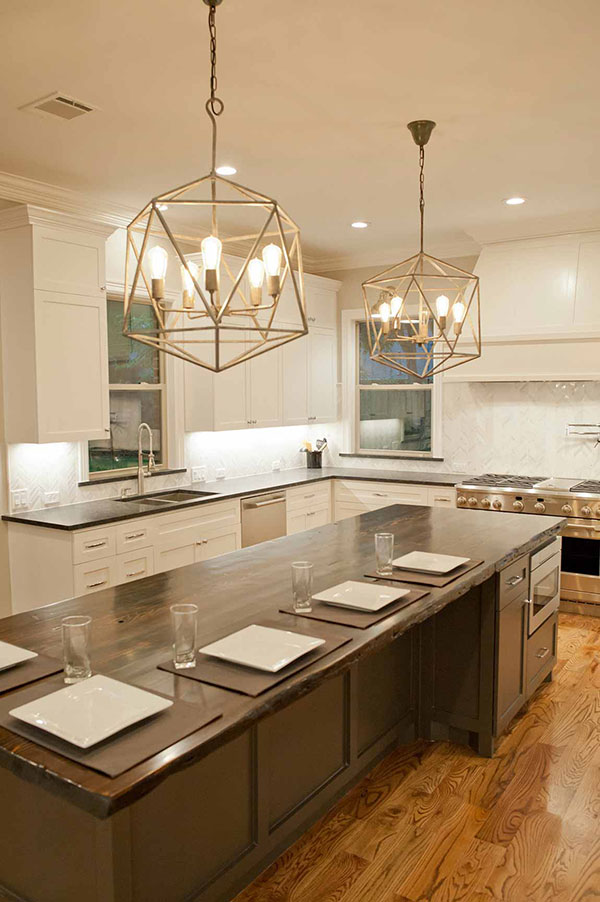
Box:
[427, 486, 456, 507]
[73, 558, 116, 596]
[115, 548, 154, 584]
[286, 482, 332, 535]
[333, 479, 455, 521]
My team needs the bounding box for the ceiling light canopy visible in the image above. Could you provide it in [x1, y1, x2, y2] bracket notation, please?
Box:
[504, 196, 526, 205]
[123, 0, 306, 373]
[361, 120, 481, 380]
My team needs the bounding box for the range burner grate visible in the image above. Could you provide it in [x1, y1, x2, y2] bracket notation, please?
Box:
[571, 480, 600, 494]
[464, 473, 547, 489]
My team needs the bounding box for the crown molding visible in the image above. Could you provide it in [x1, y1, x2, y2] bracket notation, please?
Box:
[306, 237, 482, 274]
[0, 203, 117, 237]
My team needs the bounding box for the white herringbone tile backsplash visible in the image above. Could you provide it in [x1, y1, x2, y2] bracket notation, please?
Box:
[6, 382, 600, 513]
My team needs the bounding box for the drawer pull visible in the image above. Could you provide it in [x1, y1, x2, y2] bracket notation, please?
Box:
[506, 574, 524, 587]
[86, 579, 107, 588]
[535, 646, 550, 659]
[304, 493, 316, 499]
[125, 569, 146, 578]
[196, 539, 208, 545]
[373, 492, 387, 497]
[125, 532, 145, 540]
[434, 497, 450, 502]
[307, 511, 315, 517]
[85, 540, 107, 549]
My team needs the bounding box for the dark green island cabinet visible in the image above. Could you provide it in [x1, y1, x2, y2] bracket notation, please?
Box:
[0, 504, 563, 902]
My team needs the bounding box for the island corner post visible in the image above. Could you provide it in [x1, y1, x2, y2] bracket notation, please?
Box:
[0, 504, 563, 902]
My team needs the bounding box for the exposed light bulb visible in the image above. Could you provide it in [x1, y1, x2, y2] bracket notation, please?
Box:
[390, 295, 402, 318]
[248, 257, 265, 305]
[262, 244, 282, 297]
[148, 246, 168, 299]
[452, 299, 466, 335]
[436, 294, 449, 330]
[181, 261, 199, 309]
[379, 300, 391, 334]
[201, 236, 222, 294]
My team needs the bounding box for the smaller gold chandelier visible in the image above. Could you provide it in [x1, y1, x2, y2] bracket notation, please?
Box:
[362, 120, 481, 380]
[123, 0, 307, 372]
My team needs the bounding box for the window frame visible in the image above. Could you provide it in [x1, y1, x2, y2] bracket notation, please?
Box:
[342, 308, 442, 459]
[84, 293, 170, 480]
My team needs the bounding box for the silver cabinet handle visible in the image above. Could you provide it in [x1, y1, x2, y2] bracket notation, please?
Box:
[196, 539, 208, 545]
[125, 532, 145, 540]
[86, 579, 107, 588]
[304, 493, 315, 499]
[373, 492, 387, 497]
[125, 569, 145, 578]
[507, 574, 525, 587]
[307, 511, 315, 517]
[536, 646, 550, 659]
[244, 497, 285, 508]
[434, 497, 450, 503]
[85, 540, 107, 549]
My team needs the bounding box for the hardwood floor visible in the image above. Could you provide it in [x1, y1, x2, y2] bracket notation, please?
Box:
[235, 613, 600, 902]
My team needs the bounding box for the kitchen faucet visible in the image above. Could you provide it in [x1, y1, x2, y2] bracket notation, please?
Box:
[137, 422, 156, 495]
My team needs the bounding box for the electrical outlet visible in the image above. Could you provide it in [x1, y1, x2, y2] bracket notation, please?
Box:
[191, 467, 206, 483]
[272, 460, 281, 471]
[11, 489, 28, 509]
[44, 491, 60, 506]
[215, 468, 226, 480]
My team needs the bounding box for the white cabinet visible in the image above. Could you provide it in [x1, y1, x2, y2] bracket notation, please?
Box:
[308, 328, 337, 423]
[427, 486, 455, 507]
[334, 479, 431, 521]
[0, 206, 111, 443]
[286, 482, 332, 535]
[247, 346, 282, 428]
[282, 335, 309, 426]
[0, 211, 110, 443]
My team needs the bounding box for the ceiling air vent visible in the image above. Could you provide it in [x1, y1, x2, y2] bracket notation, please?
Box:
[19, 92, 98, 121]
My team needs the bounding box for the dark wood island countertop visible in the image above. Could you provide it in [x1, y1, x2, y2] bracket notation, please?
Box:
[0, 504, 564, 819]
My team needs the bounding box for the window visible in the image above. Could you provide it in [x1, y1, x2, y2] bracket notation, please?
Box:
[88, 298, 167, 475]
[355, 322, 435, 456]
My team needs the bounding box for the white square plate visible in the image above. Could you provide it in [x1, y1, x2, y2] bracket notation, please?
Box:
[199, 625, 325, 673]
[9, 675, 172, 749]
[313, 580, 409, 612]
[0, 640, 38, 672]
[393, 551, 469, 575]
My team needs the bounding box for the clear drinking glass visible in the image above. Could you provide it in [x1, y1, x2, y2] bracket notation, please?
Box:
[292, 562, 313, 613]
[62, 615, 92, 684]
[171, 603, 198, 669]
[375, 532, 394, 577]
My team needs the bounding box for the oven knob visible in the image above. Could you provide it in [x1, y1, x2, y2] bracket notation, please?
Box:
[595, 505, 600, 516]
[562, 504, 573, 515]
[492, 499, 502, 510]
[581, 506, 592, 517]
[457, 495, 467, 506]
[481, 497, 491, 508]
[468, 497, 478, 507]
[513, 500, 524, 512]
[534, 502, 546, 513]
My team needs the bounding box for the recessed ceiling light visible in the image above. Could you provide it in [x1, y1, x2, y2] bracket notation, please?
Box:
[216, 165, 237, 176]
[504, 196, 526, 206]
[351, 221, 370, 229]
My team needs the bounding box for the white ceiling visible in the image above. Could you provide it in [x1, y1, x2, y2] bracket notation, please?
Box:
[1, 0, 600, 270]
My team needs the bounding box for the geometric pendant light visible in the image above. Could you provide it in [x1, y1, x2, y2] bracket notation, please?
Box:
[123, 0, 307, 372]
[362, 120, 481, 380]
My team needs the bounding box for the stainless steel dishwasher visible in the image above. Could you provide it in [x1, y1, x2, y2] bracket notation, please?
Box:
[241, 491, 287, 547]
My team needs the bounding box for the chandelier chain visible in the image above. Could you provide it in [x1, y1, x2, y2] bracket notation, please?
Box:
[205, 1, 224, 174]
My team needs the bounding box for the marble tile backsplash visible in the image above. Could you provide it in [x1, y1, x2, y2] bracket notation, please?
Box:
[6, 381, 600, 513]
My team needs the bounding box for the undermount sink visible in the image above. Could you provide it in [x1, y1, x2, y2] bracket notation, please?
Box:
[119, 490, 218, 505]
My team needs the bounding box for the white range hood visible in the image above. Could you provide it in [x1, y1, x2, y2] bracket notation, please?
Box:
[444, 231, 600, 382]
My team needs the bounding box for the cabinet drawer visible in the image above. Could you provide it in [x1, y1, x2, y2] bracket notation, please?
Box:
[73, 558, 115, 595]
[527, 614, 557, 692]
[115, 519, 154, 554]
[286, 481, 331, 511]
[73, 527, 116, 564]
[115, 548, 154, 584]
[498, 554, 529, 610]
[427, 487, 455, 507]
[335, 501, 370, 521]
[153, 499, 240, 542]
[335, 480, 429, 507]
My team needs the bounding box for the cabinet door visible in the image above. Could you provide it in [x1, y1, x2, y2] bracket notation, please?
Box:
[427, 487, 455, 508]
[305, 507, 329, 529]
[282, 334, 309, 426]
[35, 290, 110, 442]
[247, 345, 282, 428]
[308, 328, 337, 424]
[496, 594, 527, 735]
[115, 548, 154, 584]
[184, 360, 215, 432]
[214, 327, 249, 431]
[200, 524, 241, 561]
[154, 520, 202, 573]
[73, 558, 116, 596]
[306, 286, 337, 329]
[287, 511, 307, 536]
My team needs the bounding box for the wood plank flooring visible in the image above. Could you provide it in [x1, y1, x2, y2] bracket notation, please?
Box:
[235, 613, 600, 902]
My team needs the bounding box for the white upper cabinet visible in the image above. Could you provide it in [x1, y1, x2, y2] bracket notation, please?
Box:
[282, 335, 309, 425]
[0, 206, 112, 442]
[446, 232, 600, 382]
[308, 328, 337, 423]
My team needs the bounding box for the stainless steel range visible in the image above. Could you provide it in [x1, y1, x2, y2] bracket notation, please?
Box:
[456, 474, 600, 610]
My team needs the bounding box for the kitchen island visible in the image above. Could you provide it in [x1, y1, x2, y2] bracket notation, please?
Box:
[0, 504, 563, 902]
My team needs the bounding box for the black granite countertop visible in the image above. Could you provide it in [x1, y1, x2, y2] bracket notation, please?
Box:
[1, 467, 472, 531]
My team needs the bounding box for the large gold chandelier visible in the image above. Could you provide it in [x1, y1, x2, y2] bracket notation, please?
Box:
[362, 120, 481, 380]
[123, 0, 307, 372]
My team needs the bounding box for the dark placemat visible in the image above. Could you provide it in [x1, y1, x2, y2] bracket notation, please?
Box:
[0, 653, 62, 694]
[280, 587, 429, 630]
[365, 558, 484, 587]
[158, 621, 351, 697]
[0, 675, 222, 778]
